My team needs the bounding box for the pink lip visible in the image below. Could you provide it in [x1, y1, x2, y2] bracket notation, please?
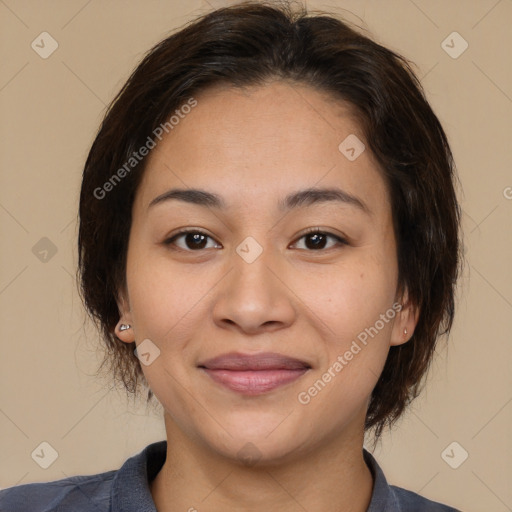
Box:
[201, 368, 309, 395]
[198, 352, 311, 395]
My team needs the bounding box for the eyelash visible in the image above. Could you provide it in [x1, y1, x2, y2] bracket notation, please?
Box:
[163, 227, 348, 252]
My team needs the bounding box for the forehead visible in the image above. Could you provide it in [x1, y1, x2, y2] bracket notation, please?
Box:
[134, 81, 390, 217]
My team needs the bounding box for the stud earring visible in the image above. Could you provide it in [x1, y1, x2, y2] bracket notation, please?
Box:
[404, 327, 408, 335]
[119, 324, 132, 331]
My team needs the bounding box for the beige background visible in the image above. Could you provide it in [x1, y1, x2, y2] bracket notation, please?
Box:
[0, 0, 511, 510]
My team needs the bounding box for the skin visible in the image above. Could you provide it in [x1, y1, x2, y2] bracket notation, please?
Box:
[115, 81, 418, 512]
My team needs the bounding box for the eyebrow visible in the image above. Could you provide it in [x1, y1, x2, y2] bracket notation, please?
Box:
[148, 187, 370, 215]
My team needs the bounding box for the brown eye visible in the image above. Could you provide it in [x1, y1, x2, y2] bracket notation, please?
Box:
[164, 228, 348, 253]
[164, 230, 220, 251]
[292, 229, 348, 251]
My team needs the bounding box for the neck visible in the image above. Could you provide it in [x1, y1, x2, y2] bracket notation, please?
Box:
[150, 413, 374, 512]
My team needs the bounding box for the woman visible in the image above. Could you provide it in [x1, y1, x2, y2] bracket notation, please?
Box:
[0, 1, 462, 510]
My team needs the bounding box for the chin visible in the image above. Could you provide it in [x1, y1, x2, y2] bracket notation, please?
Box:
[201, 421, 311, 467]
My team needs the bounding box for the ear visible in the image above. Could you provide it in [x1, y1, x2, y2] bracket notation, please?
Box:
[390, 287, 419, 347]
[114, 285, 135, 344]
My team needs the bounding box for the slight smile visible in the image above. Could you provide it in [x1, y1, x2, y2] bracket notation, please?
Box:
[198, 351, 312, 396]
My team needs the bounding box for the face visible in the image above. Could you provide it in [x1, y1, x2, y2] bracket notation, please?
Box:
[116, 81, 416, 464]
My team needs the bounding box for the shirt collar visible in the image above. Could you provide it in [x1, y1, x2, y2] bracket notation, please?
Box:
[364, 449, 401, 511]
[111, 440, 399, 512]
[111, 440, 166, 511]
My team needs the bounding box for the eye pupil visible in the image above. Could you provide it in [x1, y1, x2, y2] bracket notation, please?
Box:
[187, 233, 207, 249]
[306, 233, 326, 250]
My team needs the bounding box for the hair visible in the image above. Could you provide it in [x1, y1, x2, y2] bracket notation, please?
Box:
[77, 0, 462, 440]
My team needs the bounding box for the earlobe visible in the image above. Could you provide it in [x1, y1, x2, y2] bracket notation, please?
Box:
[115, 288, 135, 343]
[115, 321, 135, 343]
[390, 291, 419, 347]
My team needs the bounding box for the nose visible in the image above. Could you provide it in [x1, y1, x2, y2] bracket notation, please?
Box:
[212, 244, 297, 335]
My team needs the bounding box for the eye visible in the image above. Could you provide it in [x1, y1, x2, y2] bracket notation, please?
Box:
[164, 229, 220, 251]
[163, 227, 348, 252]
[291, 228, 348, 251]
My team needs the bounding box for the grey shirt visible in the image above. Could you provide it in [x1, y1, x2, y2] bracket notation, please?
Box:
[0, 440, 461, 511]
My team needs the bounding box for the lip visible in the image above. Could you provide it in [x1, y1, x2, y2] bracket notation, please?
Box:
[198, 351, 311, 371]
[198, 352, 311, 395]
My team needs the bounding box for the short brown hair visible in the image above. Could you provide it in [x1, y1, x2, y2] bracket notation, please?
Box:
[77, 0, 462, 439]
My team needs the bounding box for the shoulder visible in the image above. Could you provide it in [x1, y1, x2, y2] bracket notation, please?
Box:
[0, 470, 116, 512]
[0, 440, 167, 512]
[363, 449, 461, 512]
[390, 485, 462, 511]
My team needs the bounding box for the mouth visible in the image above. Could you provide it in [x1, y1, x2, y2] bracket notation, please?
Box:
[197, 352, 311, 395]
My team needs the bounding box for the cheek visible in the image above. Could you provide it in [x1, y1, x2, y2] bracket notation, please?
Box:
[298, 284, 395, 419]
[125, 250, 204, 410]
[296, 252, 397, 342]
[126, 243, 207, 328]
[293, 252, 397, 408]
